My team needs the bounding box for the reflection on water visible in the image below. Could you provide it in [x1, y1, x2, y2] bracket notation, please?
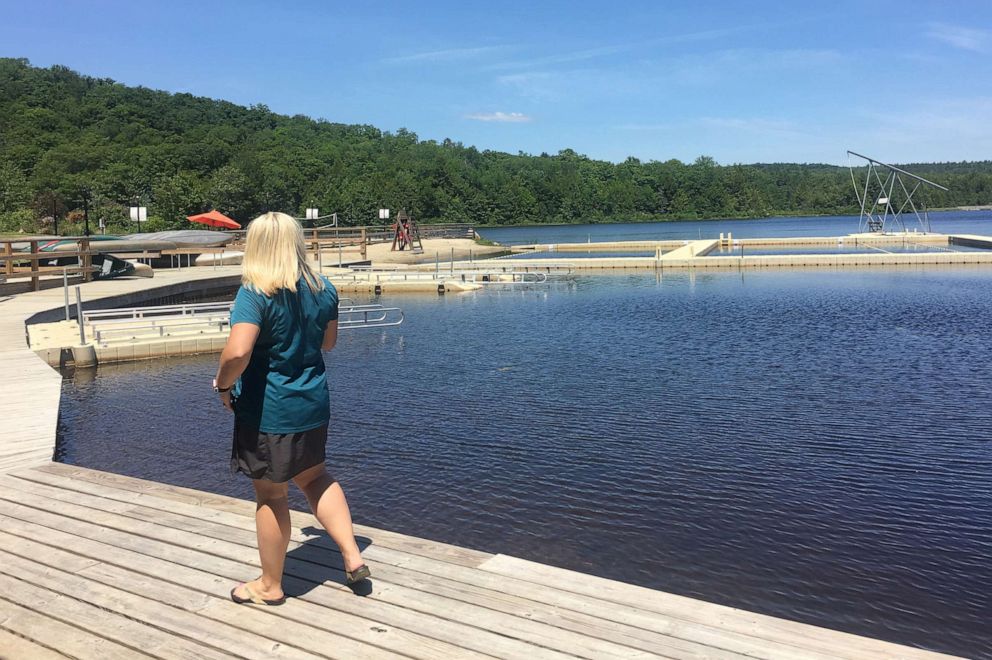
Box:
[57, 269, 992, 657]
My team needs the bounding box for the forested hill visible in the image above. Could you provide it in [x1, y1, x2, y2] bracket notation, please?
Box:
[1, 57, 991, 233]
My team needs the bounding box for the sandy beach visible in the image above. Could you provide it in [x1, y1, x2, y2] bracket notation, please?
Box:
[324, 237, 506, 266]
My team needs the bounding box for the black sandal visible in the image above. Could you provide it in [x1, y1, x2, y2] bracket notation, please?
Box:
[230, 582, 286, 606]
[345, 564, 371, 585]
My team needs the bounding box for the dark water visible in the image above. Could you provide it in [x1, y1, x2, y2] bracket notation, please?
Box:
[477, 210, 992, 245]
[57, 269, 992, 657]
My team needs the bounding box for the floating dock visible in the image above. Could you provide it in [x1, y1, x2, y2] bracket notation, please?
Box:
[497, 234, 992, 270]
[0, 262, 962, 658]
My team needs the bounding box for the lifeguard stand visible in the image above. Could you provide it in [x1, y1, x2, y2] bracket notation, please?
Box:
[390, 210, 423, 252]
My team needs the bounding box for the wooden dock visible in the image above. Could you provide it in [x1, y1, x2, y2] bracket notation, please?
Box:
[0, 463, 956, 659]
[0, 267, 959, 658]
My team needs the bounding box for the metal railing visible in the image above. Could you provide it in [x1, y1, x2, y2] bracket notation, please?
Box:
[93, 317, 231, 344]
[87, 301, 403, 346]
[335, 269, 548, 285]
[83, 301, 233, 324]
[339, 304, 405, 329]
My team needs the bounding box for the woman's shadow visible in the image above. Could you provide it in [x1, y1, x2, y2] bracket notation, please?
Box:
[281, 526, 374, 598]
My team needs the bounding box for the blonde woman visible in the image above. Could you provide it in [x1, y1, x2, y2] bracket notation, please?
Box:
[214, 211, 369, 606]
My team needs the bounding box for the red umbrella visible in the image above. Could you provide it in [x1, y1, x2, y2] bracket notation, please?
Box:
[187, 210, 241, 230]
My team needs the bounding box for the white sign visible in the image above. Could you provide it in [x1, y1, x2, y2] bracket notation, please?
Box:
[129, 206, 147, 222]
[305, 207, 319, 220]
[378, 208, 390, 220]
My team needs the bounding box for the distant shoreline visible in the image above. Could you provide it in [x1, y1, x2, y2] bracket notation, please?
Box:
[470, 207, 991, 230]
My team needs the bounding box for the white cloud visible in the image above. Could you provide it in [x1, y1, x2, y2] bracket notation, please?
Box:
[466, 111, 533, 123]
[926, 23, 989, 52]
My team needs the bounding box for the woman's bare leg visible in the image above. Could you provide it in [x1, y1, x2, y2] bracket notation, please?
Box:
[234, 478, 290, 601]
[293, 463, 364, 571]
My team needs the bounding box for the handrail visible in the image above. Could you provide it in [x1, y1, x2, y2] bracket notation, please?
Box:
[84, 301, 233, 322]
[339, 305, 405, 329]
[93, 317, 231, 344]
[333, 269, 548, 285]
[89, 302, 403, 346]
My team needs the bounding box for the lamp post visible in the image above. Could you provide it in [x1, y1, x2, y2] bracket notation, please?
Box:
[51, 193, 59, 236]
[81, 188, 91, 237]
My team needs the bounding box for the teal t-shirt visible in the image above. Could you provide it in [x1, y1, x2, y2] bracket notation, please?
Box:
[230, 274, 339, 433]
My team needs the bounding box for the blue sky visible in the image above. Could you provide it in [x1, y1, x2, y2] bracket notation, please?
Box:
[2, 0, 991, 165]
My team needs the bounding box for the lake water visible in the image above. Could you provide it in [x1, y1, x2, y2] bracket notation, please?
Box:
[56, 233, 992, 657]
[477, 210, 992, 245]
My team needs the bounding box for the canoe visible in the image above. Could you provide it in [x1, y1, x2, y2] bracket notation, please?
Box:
[128, 230, 234, 248]
[195, 250, 243, 266]
[50, 239, 178, 252]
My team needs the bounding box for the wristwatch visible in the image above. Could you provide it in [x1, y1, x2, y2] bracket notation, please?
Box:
[212, 378, 232, 393]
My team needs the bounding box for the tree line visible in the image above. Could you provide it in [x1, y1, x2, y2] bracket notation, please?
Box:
[1, 58, 990, 235]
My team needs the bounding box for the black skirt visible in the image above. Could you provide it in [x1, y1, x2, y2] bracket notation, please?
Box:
[231, 419, 328, 482]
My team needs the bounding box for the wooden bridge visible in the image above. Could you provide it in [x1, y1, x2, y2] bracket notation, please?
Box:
[0, 268, 957, 658]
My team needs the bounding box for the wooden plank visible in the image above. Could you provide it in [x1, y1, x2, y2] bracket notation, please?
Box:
[35, 463, 493, 568]
[478, 555, 953, 660]
[0, 496, 577, 660]
[0, 521, 474, 660]
[33, 473, 927, 660]
[0, 572, 221, 660]
[4, 470, 913, 660]
[2, 241, 12, 277]
[18, 469, 946, 660]
[0, 550, 320, 660]
[0, 627, 70, 660]
[0, 598, 144, 660]
[0, 455, 51, 474]
[10, 470, 762, 658]
[0, 480, 623, 659]
[0, 533, 398, 660]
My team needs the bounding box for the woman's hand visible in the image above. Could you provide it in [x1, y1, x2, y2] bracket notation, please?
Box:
[219, 389, 234, 411]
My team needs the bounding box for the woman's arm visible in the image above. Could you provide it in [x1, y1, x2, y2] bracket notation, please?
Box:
[215, 323, 261, 410]
[322, 319, 338, 351]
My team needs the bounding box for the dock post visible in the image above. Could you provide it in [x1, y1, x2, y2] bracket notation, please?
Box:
[2, 241, 12, 278]
[451, 247, 454, 274]
[75, 286, 86, 344]
[435, 251, 439, 274]
[63, 268, 70, 320]
[29, 240, 40, 291]
[338, 244, 343, 267]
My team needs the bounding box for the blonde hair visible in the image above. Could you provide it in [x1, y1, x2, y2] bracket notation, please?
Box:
[241, 212, 324, 296]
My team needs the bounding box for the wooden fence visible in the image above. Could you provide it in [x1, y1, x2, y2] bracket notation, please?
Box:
[0, 237, 94, 292]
